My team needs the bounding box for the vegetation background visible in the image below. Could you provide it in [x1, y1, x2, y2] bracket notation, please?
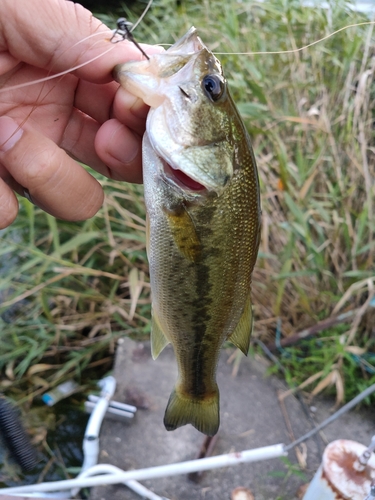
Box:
[0, 0, 374, 484]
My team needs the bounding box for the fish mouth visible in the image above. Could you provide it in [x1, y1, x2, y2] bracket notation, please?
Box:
[161, 159, 207, 193]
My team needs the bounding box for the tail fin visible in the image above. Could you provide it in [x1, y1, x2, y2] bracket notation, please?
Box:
[163, 387, 219, 436]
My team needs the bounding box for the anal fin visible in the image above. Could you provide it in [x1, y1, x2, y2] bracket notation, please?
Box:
[151, 308, 170, 360]
[228, 296, 253, 355]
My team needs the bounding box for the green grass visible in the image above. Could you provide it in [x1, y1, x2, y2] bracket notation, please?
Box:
[0, 179, 150, 398]
[0, 0, 374, 461]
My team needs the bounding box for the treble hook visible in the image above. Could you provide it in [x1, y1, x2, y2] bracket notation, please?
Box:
[110, 17, 150, 61]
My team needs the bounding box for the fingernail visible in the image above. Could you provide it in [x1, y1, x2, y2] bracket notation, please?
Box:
[108, 124, 139, 164]
[0, 117, 23, 152]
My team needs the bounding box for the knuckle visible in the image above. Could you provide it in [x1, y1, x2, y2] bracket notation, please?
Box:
[22, 146, 62, 192]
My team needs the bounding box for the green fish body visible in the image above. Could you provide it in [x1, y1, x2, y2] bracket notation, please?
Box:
[114, 28, 261, 436]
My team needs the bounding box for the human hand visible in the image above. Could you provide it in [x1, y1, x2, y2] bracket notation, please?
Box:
[0, 0, 160, 229]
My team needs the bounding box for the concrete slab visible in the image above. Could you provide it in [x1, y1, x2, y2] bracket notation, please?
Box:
[90, 338, 375, 500]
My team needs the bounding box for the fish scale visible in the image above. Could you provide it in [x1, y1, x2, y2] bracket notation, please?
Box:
[115, 27, 261, 436]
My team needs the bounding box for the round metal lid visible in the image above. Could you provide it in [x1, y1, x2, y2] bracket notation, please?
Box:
[323, 439, 375, 499]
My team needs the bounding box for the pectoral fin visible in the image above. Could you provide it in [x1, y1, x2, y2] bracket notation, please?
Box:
[228, 297, 253, 355]
[151, 309, 170, 360]
[165, 205, 202, 262]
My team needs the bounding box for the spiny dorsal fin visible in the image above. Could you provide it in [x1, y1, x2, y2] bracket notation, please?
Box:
[151, 308, 170, 360]
[228, 296, 253, 355]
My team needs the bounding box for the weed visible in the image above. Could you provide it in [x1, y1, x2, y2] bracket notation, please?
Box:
[0, 177, 150, 399]
[0, 0, 374, 441]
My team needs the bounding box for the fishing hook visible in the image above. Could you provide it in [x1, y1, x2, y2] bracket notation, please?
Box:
[110, 17, 150, 60]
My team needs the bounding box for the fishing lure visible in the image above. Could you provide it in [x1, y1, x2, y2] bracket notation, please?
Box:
[111, 17, 150, 60]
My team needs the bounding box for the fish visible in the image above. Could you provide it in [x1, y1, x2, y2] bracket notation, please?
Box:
[114, 27, 261, 436]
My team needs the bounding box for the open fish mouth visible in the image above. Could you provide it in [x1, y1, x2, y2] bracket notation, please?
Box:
[159, 157, 207, 193]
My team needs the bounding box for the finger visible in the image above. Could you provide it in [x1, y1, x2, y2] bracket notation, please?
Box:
[112, 86, 149, 137]
[59, 107, 109, 175]
[75, 80, 150, 138]
[0, 161, 23, 197]
[60, 108, 143, 182]
[0, 175, 18, 229]
[0, 51, 20, 75]
[0, 116, 104, 221]
[74, 80, 117, 124]
[95, 119, 143, 183]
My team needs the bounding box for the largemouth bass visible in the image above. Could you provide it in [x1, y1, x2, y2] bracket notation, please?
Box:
[114, 27, 261, 436]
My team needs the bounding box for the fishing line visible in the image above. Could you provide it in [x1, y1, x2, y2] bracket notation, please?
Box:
[0, 2, 151, 148]
[0, 0, 156, 95]
[0, 31, 116, 94]
[0, 18, 373, 95]
[144, 20, 375, 56]
[131, 0, 154, 31]
[215, 20, 375, 55]
[0, 30, 119, 149]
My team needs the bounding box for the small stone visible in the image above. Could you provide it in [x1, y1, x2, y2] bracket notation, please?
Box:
[231, 486, 254, 500]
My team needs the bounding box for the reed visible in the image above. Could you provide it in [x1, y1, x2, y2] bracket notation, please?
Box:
[0, 0, 374, 421]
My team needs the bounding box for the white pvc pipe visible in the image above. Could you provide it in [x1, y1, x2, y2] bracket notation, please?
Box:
[80, 376, 116, 473]
[84, 377, 117, 440]
[71, 376, 117, 498]
[88, 394, 137, 414]
[126, 480, 169, 500]
[5, 492, 73, 498]
[78, 464, 169, 500]
[6, 378, 119, 500]
[0, 443, 286, 494]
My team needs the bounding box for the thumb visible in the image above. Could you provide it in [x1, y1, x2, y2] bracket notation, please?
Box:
[0, 116, 104, 222]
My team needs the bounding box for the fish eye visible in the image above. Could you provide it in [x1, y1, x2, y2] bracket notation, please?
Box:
[202, 74, 225, 102]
